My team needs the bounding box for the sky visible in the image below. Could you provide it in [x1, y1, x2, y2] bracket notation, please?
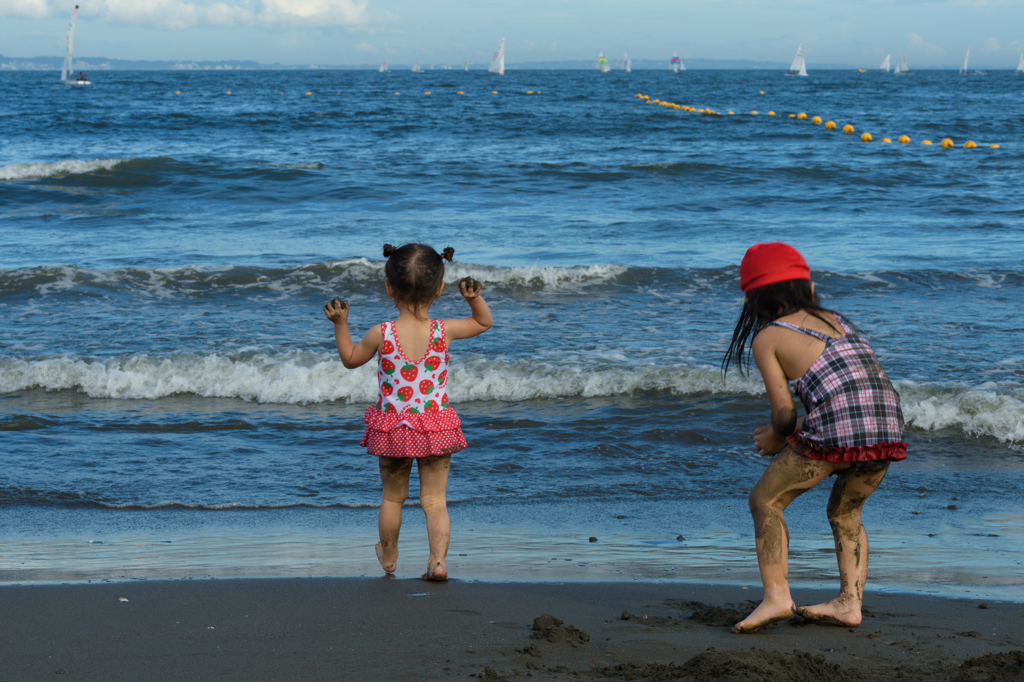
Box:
[1, 0, 1022, 67]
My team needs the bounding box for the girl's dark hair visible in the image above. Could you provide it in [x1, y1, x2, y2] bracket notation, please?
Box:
[722, 279, 842, 375]
[382, 243, 455, 309]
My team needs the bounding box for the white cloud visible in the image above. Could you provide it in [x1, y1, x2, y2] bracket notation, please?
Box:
[908, 31, 945, 58]
[0, 0, 369, 28]
[0, 0, 52, 18]
[985, 37, 1000, 50]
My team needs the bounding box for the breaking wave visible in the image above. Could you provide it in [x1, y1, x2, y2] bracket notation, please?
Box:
[1, 353, 1022, 443]
[0, 158, 133, 181]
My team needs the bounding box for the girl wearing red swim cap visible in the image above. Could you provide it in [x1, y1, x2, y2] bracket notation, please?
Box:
[723, 242, 907, 634]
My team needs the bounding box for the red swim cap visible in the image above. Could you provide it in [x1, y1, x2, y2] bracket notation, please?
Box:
[739, 242, 810, 292]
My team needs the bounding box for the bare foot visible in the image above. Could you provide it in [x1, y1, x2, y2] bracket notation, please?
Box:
[731, 598, 797, 634]
[375, 543, 396, 574]
[796, 598, 863, 627]
[420, 561, 448, 582]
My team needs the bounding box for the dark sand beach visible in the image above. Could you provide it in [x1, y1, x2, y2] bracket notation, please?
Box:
[2, 579, 1021, 681]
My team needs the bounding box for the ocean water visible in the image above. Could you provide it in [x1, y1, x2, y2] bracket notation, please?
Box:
[1, 69, 1022, 596]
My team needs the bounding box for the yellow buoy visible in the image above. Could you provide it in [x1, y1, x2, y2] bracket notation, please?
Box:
[964, 140, 977, 149]
[424, 91, 431, 95]
[825, 121, 837, 130]
[797, 113, 808, 120]
[636, 93, 644, 98]
[768, 111, 776, 116]
[394, 92, 400, 95]
[492, 90, 498, 94]
[789, 114, 796, 118]
[728, 111, 735, 115]
[882, 138, 891, 143]
[751, 110, 758, 115]
[759, 90, 765, 95]
[940, 138, 954, 148]
[898, 135, 910, 144]
[527, 90, 534, 94]
[861, 132, 873, 142]
[697, 108, 705, 113]
[305, 91, 312, 96]
[812, 116, 822, 125]
[174, 90, 181, 94]
[225, 91, 232, 94]
[843, 124, 855, 134]
[990, 144, 1000, 148]
[922, 140, 933, 145]
[457, 91, 464, 94]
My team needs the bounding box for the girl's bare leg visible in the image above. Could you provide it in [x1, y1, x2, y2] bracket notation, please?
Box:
[417, 454, 452, 581]
[377, 456, 413, 574]
[796, 463, 890, 627]
[733, 448, 839, 633]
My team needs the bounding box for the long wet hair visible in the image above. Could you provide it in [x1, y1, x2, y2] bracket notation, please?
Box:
[722, 278, 842, 375]
[383, 243, 455, 310]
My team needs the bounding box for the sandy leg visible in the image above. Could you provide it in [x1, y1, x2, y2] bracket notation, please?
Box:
[377, 456, 413, 575]
[417, 455, 451, 581]
[733, 448, 836, 634]
[797, 464, 889, 628]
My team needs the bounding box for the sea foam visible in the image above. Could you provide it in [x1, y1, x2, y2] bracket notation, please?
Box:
[0, 158, 132, 181]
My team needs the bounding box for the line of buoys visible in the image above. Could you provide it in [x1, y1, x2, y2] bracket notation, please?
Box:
[633, 92, 1001, 150]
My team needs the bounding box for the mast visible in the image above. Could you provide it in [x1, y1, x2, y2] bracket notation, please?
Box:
[62, 5, 79, 82]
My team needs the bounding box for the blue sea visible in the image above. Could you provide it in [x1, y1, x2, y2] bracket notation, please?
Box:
[1, 69, 1022, 597]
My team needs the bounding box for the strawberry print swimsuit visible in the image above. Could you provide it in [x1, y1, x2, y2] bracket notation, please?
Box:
[359, 319, 468, 458]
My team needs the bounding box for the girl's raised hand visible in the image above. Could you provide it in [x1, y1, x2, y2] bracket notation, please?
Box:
[459, 277, 482, 300]
[323, 298, 349, 324]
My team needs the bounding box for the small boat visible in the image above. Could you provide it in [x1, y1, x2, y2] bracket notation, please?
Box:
[959, 49, 989, 75]
[893, 54, 912, 75]
[786, 44, 808, 76]
[488, 38, 505, 76]
[597, 52, 610, 73]
[60, 5, 90, 86]
[378, 60, 390, 73]
[1017, 53, 1024, 73]
[464, 61, 469, 72]
[670, 52, 684, 73]
[411, 59, 423, 73]
[622, 51, 631, 73]
[880, 54, 890, 72]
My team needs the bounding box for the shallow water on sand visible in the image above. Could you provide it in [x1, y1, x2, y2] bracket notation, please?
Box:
[1, 69, 1023, 595]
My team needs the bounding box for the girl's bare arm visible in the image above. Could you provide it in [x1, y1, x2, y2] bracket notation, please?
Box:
[324, 299, 382, 369]
[444, 277, 493, 342]
[751, 328, 798, 455]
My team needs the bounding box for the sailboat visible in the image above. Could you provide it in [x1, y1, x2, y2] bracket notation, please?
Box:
[597, 52, 610, 73]
[488, 38, 505, 76]
[893, 54, 912, 75]
[786, 44, 808, 76]
[378, 60, 390, 73]
[464, 61, 469, 72]
[60, 5, 90, 86]
[622, 51, 631, 73]
[960, 48, 989, 75]
[880, 54, 890, 72]
[1017, 53, 1024, 73]
[411, 58, 423, 73]
[670, 52, 684, 72]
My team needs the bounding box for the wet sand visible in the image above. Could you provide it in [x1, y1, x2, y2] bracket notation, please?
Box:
[1, 579, 1021, 681]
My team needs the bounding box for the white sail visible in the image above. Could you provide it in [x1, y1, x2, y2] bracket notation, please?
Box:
[1017, 53, 1023, 72]
[670, 51, 682, 73]
[412, 58, 423, 73]
[488, 38, 506, 76]
[464, 61, 469, 72]
[897, 54, 910, 74]
[61, 5, 78, 83]
[378, 60, 389, 73]
[622, 51, 631, 72]
[789, 44, 807, 76]
[960, 49, 969, 74]
[880, 54, 890, 72]
[597, 51, 610, 73]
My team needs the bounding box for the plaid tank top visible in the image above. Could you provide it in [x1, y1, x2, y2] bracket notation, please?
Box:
[769, 314, 907, 463]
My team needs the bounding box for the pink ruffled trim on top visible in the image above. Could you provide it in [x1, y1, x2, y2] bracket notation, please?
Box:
[360, 405, 467, 459]
[787, 435, 907, 463]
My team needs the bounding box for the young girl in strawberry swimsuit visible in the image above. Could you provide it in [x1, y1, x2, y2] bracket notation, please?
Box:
[324, 243, 492, 581]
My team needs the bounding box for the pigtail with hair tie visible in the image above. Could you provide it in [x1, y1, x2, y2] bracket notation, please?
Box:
[383, 244, 397, 258]
[441, 246, 455, 263]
